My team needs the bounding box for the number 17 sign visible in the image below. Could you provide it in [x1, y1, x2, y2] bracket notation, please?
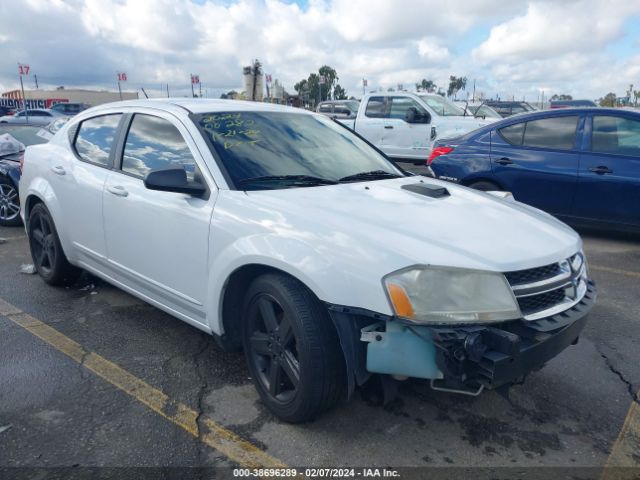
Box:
[18, 64, 30, 76]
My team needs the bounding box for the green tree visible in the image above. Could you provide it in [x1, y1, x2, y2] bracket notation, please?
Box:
[634, 90, 640, 106]
[550, 94, 573, 101]
[333, 84, 347, 100]
[416, 79, 436, 92]
[599, 92, 617, 107]
[306, 73, 320, 106]
[447, 76, 467, 98]
[220, 90, 238, 99]
[318, 65, 338, 101]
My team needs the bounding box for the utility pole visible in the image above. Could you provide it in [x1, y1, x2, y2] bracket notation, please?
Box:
[34, 74, 38, 89]
[191, 75, 195, 97]
[472, 79, 476, 102]
[19, 74, 28, 123]
[17, 63, 29, 123]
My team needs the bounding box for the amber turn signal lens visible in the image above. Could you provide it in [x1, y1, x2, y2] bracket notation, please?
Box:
[387, 283, 415, 318]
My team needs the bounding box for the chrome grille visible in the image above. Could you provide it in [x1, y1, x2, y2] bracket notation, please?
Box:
[505, 252, 588, 321]
[517, 287, 565, 316]
[504, 263, 562, 285]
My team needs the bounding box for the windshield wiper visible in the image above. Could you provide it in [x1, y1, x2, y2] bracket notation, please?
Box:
[339, 170, 402, 183]
[238, 175, 338, 188]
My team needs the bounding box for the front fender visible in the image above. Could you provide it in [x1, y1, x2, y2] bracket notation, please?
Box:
[207, 234, 393, 335]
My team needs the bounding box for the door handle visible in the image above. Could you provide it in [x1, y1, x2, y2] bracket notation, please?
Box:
[589, 166, 613, 175]
[384, 125, 394, 129]
[106, 185, 129, 197]
[50, 166, 66, 175]
[495, 157, 513, 165]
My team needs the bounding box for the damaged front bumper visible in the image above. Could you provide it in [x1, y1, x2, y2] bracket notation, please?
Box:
[330, 280, 597, 396]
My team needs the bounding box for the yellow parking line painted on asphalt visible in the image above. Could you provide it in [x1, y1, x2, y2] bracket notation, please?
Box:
[601, 400, 640, 478]
[0, 298, 287, 470]
[590, 265, 640, 279]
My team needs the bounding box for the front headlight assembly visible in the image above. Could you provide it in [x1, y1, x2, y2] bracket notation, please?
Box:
[383, 266, 521, 325]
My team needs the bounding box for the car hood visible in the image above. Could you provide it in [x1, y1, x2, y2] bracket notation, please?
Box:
[239, 177, 581, 273]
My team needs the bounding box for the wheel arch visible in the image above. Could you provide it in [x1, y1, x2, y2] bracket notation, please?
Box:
[460, 176, 505, 190]
[216, 262, 330, 351]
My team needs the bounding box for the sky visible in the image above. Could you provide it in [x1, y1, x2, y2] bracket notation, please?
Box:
[1, 0, 640, 101]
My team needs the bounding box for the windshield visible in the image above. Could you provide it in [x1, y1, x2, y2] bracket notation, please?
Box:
[195, 111, 402, 190]
[472, 105, 502, 119]
[419, 95, 465, 116]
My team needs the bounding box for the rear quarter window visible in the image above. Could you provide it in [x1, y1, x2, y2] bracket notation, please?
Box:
[73, 114, 122, 167]
[498, 122, 525, 145]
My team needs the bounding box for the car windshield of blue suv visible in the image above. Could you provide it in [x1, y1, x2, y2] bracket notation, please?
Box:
[195, 111, 402, 190]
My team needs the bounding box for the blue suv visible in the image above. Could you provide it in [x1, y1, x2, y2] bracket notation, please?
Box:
[429, 108, 640, 232]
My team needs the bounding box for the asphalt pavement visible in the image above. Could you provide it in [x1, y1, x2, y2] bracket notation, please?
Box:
[0, 222, 638, 479]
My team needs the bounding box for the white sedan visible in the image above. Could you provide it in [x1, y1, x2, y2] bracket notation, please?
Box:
[20, 99, 596, 422]
[0, 108, 66, 126]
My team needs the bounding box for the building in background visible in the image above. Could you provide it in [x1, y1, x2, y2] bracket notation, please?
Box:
[1, 87, 138, 109]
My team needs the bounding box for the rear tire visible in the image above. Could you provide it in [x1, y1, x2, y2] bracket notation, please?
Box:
[27, 203, 80, 286]
[242, 273, 345, 423]
[468, 180, 502, 192]
[0, 178, 21, 226]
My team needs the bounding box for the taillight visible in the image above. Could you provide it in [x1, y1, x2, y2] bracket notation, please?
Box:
[427, 146, 454, 165]
[19, 153, 24, 175]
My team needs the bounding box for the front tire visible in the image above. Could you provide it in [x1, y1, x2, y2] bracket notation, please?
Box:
[27, 203, 79, 285]
[0, 178, 21, 226]
[242, 273, 345, 423]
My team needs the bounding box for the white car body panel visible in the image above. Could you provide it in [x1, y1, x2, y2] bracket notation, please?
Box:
[20, 99, 582, 338]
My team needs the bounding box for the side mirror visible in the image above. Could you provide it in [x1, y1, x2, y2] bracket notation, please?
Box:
[144, 167, 206, 196]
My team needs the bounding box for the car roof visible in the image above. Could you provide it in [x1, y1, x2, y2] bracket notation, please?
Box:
[93, 98, 311, 115]
[472, 107, 635, 137]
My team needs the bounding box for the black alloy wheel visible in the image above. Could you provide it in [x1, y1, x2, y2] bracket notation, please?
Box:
[242, 273, 345, 423]
[247, 294, 300, 403]
[27, 203, 79, 285]
[0, 179, 21, 226]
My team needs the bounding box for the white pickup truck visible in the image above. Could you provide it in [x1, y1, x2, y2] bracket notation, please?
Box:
[338, 92, 491, 161]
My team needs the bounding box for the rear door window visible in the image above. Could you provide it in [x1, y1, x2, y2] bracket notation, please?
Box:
[365, 97, 386, 118]
[522, 116, 579, 150]
[592, 116, 640, 156]
[74, 114, 122, 167]
[318, 104, 332, 113]
[498, 122, 525, 145]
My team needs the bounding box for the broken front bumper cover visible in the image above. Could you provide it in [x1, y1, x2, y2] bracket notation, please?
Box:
[359, 280, 597, 393]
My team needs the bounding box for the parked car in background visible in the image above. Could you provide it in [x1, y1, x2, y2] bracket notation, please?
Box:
[429, 108, 640, 232]
[316, 100, 359, 119]
[454, 101, 502, 121]
[484, 100, 538, 117]
[20, 99, 594, 422]
[338, 92, 491, 161]
[550, 99, 597, 109]
[50, 102, 91, 115]
[0, 106, 16, 117]
[0, 109, 66, 126]
[0, 125, 49, 225]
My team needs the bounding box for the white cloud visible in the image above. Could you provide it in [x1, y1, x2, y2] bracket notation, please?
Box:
[473, 0, 640, 61]
[0, 0, 638, 100]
